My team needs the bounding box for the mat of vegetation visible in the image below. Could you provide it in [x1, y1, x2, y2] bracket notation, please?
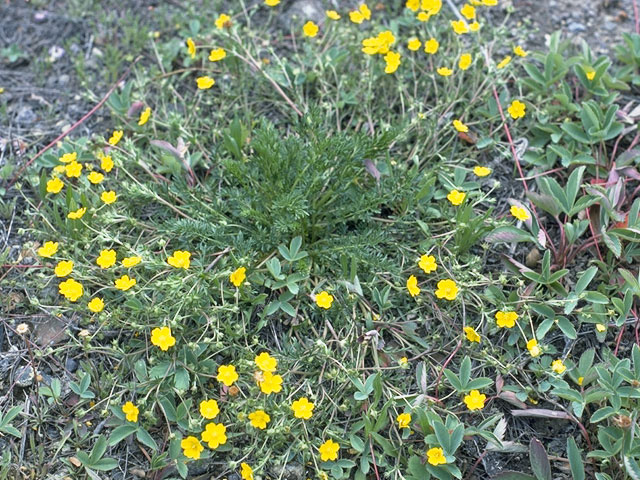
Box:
[2, 1, 640, 480]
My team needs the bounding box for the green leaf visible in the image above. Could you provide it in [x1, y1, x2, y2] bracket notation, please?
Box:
[566, 437, 585, 480]
[349, 434, 365, 453]
[89, 435, 108, 464]
[174, 366, 189, 390]
[625, 456, 640, 480]
[561, 122, 590, 144]
[575, 266, 598, 293]
[590, 406, 616, 423]
[485, 226, 535, 244]
[433, 420, 451, 452]
[136, 428, 159, 451]
[90, 458, 118, 471]
[529, 438, 551, 480]
[459, 357, 471, 388]
[107, 425, 137, 446]
[556, 317, 577, 339]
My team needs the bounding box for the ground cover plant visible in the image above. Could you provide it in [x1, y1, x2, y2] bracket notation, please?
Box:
[2, 0, 640, 479]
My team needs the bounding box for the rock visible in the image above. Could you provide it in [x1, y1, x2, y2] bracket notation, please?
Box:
[65, 358, 78, 373]
[567, 21, 586, 33]
[280, 0, 324, 30]
[270, 463, 305, 480]
[15, 365, 35, 387]
[33, 316, 68, 347]
[15, 106, 37, 126]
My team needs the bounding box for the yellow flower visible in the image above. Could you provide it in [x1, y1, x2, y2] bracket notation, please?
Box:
[291, 397, 314, 419]
[362, 31, 395, 55]
[167, 250, 191, 269]
[88, 297, 104, 313]
[259, 371, 283, 394]
[527, 339, 541, 357]
[199, 399, 220, 419]
[68, 207, 86, 219]
[359, 3, 371, 19]
[114, 274, 136, 291]
[424, 38, 439, 54]
[406, 0, 420, 10]
[54, 260, 73, 277]
[326, 10, 341, 20]
[201, 422, 227, 449]
[437, 67, 453, 77]
[464, 390, 486, 410]
[473, 166, 491, 177]
[577, 376, 584, 386]
[181, 436, 203, 460]
[59, 278, 83, 302]
[303, 21, 319, 37]
[230, 266, 246, 287]
[349, 11, 365, 23]
[101, 190, 117, 204]
[416, 11, 431, 21]
[101, 155, 114, 172]
[196, 76, 215, 89]
[209, 48, 226, 62]
[585, 68, 596, 80]
[186, 37, 196, 58]
[447, 189, 465, 205]
[215, 13, 231, 29]
[59, 152, 77, 163]
[217, 364, 238, 387]
[248, 409, 271, 429]
[397, 413, 411, 429]
[38, 241, 59, 257]
[495, 310, 518, 328]
[482, 0, 497, 5]
[469, 21, 481, 31]
[508, 100, 526, 119]
[453, 119, 468, 132]
[514, 45, 527, 57]
[427, 447, 447, 466]
[460, 3, 475, 19]
[240, 463, 254, 480]
[435, 279, 458, 301]
[150, 326, 175, 351]
[497, 55, 512, 69]
[451, 19, 469, 34]
[265, 0, 280, 5]
[406, 275, 420, 297]
[88, 171, 104, 184]
[399, 357, 408, 366]
[464, 326, 480, 343]
[596, 323, 606, 332]
[138, 107, 151, 126]
[319, 439, 340, 461]
[122, 401, 139, 422]
[255, 352, 277, 372]
[384, 51, 401, 74]
[458, 53, 472, 70]
[423, 0, 443, 14]
[108, 130, 123, 146]
[122, 256, 142, 268]
[315, 291, 334, 309]
[407, 38, 421, 51]
[46, 177, 64, 194]
[551, 359, 566, 374]
[65, 161, 83, 178]
[418, 254, 437, 274]
[510, 205, 530, 221]
[96, 249, 117, 269]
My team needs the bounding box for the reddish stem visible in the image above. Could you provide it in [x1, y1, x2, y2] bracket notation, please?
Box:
[491, 87, 555, 255]
[634, 0, 640, 34]
[435, 339, 462, 400]
[7, 57, 141, 189]
[369, 438, 381, 480]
